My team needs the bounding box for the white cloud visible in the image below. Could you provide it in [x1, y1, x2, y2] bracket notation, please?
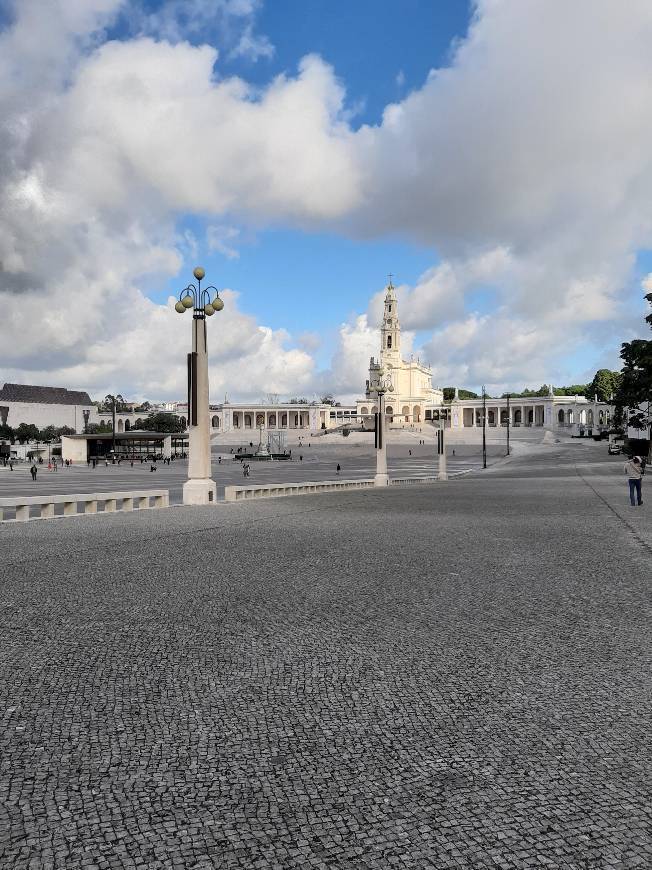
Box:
[0, 5, 357, 399]
[3, 0, 652, 399]
[206, 225, 241, 259]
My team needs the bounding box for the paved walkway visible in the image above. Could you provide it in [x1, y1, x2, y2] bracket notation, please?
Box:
[0, 442, 499, 508]
[0, 442, 650, 869]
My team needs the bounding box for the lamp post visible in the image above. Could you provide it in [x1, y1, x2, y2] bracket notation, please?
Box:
[482, 385, 487, 469]
[373, 370, 394, 486]
[174, 266, 224, 504]
[506, 393, 510, 456]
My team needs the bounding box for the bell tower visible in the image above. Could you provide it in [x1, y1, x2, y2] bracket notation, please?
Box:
[380, 278, 401, 365]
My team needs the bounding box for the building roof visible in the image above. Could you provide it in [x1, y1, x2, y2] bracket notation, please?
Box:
[0, 383, 93, 405]
[63, 431, 189, 441]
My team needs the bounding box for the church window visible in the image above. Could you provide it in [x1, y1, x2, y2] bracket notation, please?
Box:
[387, 336, 392, 349]
[388, 305, 392, 313]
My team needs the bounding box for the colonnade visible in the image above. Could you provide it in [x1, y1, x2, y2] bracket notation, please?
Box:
[229, 409, 311, 431]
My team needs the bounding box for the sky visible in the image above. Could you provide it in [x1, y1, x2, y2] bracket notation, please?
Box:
[1, 0, 652, 403]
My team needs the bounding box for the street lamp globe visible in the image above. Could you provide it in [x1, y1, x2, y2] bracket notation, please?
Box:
[204, 303, 215, 316]
[212, 296, 224, 311]
[193, 266, 205, 281]
[182, 294, 194, 309]
[174, 301, 185, 313]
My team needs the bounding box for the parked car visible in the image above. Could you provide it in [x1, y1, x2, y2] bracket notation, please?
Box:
[608, 443, 622, 455]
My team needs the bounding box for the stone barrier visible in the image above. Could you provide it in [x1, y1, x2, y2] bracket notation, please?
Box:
[224, 479, 376, 502]
[0, 490, 169, 523]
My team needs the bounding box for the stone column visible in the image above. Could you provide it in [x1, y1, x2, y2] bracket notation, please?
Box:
[183, 316, 217, 505]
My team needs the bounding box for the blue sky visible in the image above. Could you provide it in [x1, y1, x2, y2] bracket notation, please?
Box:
[149, 1, 473, 365]
[2, 0, 651, 401]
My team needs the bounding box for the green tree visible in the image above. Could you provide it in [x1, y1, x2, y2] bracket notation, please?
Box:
[15, 423, 40, 443]
[39, 425, 59, 442]
[289, 397, 309, 404]
[443, 387, 479, 401]
[86, 421, 113, 434]
[102, 393, 127, 412]
[585, 369, 622, 402]
[614, 293, 652, 437]
[140, 412, 186, 433]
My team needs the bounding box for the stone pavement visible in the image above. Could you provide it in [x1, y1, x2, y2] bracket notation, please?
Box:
[0, 442, 650, 869]
[0, 442, 500, 509]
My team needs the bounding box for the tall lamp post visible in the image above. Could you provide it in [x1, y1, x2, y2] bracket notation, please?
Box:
[373, 370, 394, 486]
[506, 393, 510, 456]
[482, 384, 487, 469]
[174, 266, 224, 504]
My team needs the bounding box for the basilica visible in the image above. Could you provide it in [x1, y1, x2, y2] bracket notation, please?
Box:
[1, 280, 616, 442]
[357, 280, 442, 425]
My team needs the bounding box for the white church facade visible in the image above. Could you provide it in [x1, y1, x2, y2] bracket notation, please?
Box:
[356, 280, 614, 435]
[1, 280, 616, 440]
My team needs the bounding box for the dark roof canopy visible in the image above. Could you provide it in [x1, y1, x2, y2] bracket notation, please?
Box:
[0, 383, 93, 405]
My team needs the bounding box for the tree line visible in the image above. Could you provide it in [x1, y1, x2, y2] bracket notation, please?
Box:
[443, 369, 622, 403]
[0, 423, 76, 444]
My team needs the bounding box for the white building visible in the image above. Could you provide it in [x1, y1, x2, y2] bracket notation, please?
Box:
[0, 383, 96, 432]
[355, 279, 614, 435]
[358, 280, 443, 425]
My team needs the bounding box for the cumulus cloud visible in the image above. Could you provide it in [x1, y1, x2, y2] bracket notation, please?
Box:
[3, 0, 652, 399]
[0, 1, 357, 399]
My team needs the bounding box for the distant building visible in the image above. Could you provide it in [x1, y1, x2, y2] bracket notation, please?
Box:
[358, 280, 443, 424]
[0, 383, 96, 433]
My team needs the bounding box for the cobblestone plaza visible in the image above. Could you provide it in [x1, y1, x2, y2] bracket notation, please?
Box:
[1, 442, 650, 868]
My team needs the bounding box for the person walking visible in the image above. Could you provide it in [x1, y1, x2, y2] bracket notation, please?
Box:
[336, 463, 341, 475]
[30, 463, 37, 481]
[624, 455, 644, 507]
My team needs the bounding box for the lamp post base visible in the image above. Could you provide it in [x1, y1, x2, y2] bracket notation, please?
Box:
[183, 478, 217, 505]
[374, 473, 389, 487]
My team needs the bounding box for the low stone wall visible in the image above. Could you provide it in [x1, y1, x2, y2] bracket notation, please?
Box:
[0, 490, 169, 522]
[224, 479, 376, 502]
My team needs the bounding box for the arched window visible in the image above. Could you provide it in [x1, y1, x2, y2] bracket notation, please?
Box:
[413, 405, 421, 422]
[360, 406, 369, 415]
[125, 419, 131, 431]
[387, 335, 392, 349]
[557, 409, 565, 423]
[269, 414, 276, 428]
[211, 415, 219, 427]
[117, 419, 124, 433]
[244, 414, 252, 428]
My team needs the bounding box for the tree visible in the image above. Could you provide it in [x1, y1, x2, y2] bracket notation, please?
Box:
[289, 397, 309, 404]
[443, 387, 479, 401]
[39, 425, 59, 442]
[614, 293, 652, 440]
[15, 423, 40, 443]
[320, 394, 336, 405]
[86, 421, 113, 434]
[140, 412, 186, 433]
[102, 393, 127, 412]
[585, 369, 622, 402]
